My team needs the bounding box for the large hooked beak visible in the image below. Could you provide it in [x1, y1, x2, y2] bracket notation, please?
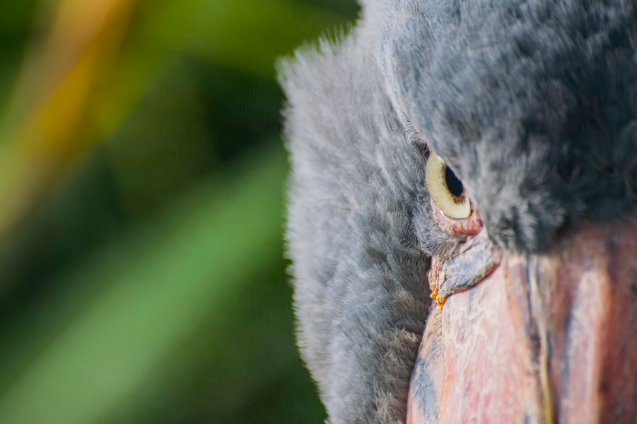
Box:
[408, 217, 637, 424]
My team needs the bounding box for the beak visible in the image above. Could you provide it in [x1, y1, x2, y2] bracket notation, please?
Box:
[407, 217, 637, 424]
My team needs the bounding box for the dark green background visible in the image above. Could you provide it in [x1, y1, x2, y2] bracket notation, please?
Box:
[0, 1, 359, 423]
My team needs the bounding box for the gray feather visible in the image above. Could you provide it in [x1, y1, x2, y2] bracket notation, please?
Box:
[381, 0, 637, 252]
[280, 25, 432, 424]
[280, 0, 637, 422]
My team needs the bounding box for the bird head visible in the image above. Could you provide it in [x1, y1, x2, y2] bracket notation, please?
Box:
[281, 0, 637, 423]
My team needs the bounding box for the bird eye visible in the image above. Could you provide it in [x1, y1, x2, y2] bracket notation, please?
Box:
[426, 153, 471, 219]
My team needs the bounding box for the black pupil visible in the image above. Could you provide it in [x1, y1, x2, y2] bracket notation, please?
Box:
[444, 166, 464, 197]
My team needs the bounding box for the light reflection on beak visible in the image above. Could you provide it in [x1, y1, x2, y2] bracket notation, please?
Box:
[408, 217, 637, 424]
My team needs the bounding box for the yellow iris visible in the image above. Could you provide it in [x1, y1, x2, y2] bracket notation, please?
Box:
[426, 153, 471, 219]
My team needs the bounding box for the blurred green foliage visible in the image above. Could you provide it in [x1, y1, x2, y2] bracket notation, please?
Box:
[0, 1, 359, 423]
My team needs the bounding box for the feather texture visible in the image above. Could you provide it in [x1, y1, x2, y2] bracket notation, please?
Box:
[280, 24, 432, 424]
[380, 0, 637, 252]
[280, 0, 637, 422]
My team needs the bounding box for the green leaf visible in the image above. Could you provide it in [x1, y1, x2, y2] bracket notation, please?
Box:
[0, 145, 289, 424]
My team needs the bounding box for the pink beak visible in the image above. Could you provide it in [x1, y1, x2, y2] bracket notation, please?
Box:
[408, 217, 637, 424]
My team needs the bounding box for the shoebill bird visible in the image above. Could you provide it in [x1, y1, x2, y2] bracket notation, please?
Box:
[280, 0, 637, 423]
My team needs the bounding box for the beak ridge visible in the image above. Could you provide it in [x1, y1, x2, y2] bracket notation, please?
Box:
[408, 218, 637, 424]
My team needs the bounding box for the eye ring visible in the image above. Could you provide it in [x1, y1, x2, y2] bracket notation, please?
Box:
[426, 153, 472, 219]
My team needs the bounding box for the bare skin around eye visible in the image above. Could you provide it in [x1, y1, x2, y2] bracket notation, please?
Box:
[431, 200, 482, 236]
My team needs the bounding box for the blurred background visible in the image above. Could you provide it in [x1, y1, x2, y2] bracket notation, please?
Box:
[0, 1, 358, 423]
